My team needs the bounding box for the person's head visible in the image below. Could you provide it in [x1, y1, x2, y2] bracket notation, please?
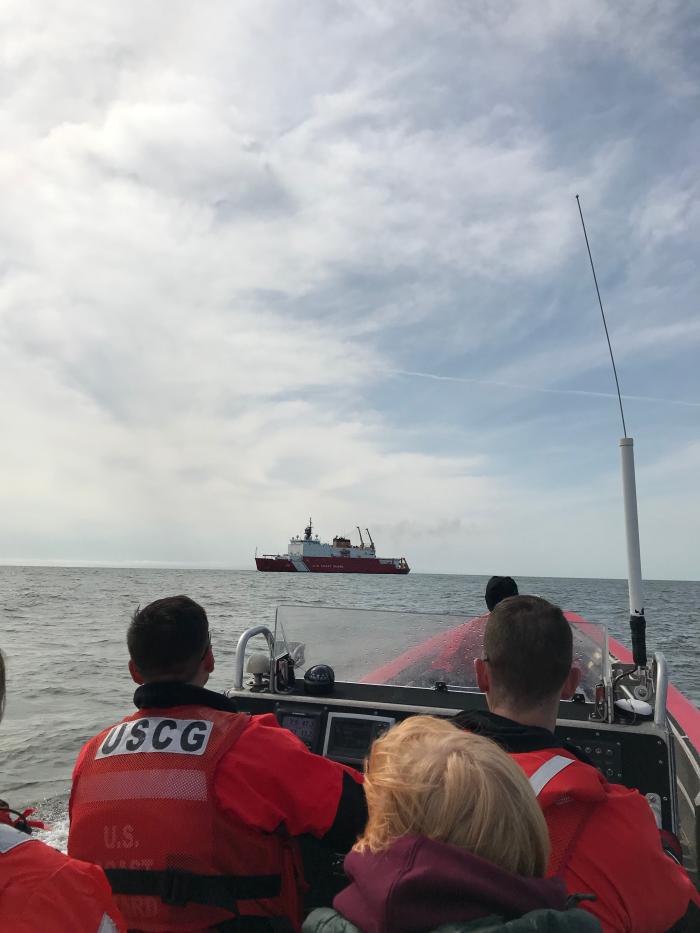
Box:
[355, 715, 549, 877]
[475, 595, 580, 720]
[484, 575, 518, 612]
[127, 595, 213, 686]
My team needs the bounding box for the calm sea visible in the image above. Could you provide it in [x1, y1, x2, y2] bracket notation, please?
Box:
[1, 566, 699, 848]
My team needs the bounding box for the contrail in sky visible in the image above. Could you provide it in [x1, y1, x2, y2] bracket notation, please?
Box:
[391, 369, 700, 408]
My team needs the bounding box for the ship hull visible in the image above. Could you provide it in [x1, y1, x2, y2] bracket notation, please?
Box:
[255, 556, 409, 574]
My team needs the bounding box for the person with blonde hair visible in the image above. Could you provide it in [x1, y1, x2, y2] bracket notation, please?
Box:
[303, 716, 600, 933]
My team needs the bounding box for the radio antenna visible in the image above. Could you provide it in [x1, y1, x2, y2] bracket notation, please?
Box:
[576, 195, 646, 671]
[576, 194, 627, 438]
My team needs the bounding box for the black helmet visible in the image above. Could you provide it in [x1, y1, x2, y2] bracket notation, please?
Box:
[485, 576, 518, 611]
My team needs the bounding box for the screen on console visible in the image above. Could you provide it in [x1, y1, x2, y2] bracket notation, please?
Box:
[324, 713, 395, 762]
[279, 712, 321, 748]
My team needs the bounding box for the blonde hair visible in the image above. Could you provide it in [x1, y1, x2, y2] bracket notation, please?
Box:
[355, 715, 549, 877]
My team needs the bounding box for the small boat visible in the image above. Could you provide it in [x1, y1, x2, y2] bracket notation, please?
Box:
[231, 438, 700, 890]
[255, 519, 410, 574]
[228, 596, 700, 892]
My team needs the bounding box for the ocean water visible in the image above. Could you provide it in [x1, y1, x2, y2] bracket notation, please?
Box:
[1, 566, 699, 848]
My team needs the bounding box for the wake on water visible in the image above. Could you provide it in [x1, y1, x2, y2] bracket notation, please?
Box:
[26, 797, 70, 853]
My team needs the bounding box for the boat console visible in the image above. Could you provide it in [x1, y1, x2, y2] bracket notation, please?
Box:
[226, 605, 688, 875]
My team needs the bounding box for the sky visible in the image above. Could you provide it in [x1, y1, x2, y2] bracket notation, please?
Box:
[1, 1, 699, 578]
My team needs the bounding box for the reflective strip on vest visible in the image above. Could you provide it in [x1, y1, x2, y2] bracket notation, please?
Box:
[0, 823, 34, 854]
[529, 754, 576, 796]
[97, 914, 119, 933]
[76, 767, 208, 803]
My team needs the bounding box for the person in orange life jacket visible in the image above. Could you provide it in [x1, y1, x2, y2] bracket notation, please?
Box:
[430, 576, 519, 683]
[0, 649, 126, 933]
[454, 595, 700, 933]
[67, 596, 366, 933]
[303, 716, 600, 933]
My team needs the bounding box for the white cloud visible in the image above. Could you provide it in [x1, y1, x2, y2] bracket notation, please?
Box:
[634, 176, 700, 248]
[0, 0, 698, 577]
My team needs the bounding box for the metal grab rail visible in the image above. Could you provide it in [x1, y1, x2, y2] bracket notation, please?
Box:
[233, 626, 275, 690]
[654, 651, 669, 729]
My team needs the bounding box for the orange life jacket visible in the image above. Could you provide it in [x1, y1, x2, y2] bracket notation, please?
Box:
[1, 819, 125, 932]
[68, 705, 301, 932]
[513, 747, 700, 932]
[512, 748, 605, 876]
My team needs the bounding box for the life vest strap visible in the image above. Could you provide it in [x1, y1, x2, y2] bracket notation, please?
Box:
[105, 866, 281, 909]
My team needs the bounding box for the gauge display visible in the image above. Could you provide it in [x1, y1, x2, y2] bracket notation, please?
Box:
[279, 712, 320, 748]
[324, 713, 395, 763]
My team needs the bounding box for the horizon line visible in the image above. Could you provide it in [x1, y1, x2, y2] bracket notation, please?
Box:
[0, 560, 697, 584]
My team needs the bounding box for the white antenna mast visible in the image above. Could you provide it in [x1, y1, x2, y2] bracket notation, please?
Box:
[576, 195, 646, 668]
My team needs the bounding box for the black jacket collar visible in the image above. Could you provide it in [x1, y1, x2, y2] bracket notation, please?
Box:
[453, 709, 592, 764]
[133, 681, 238, 713]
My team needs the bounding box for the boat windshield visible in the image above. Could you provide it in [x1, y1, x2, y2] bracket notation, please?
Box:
[273, 605, 609, 702]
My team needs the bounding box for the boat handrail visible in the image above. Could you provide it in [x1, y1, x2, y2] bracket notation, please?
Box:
[654, 651, 669, 729]
[233, 625, 275, 690]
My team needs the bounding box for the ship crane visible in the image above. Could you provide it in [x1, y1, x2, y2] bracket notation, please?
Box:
[357, 527, 365, 548]
[365, 528, 375, 551]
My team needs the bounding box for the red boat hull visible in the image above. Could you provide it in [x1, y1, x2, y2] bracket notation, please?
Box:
[255, 556, 409, 574]
[362, 614, 700, 752]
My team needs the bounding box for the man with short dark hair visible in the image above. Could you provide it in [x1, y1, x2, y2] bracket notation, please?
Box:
[126, 595, 212, 683]
[455, 595, 699, 933]
[477, 595, 577, 714]
[68, 596, 366, 933]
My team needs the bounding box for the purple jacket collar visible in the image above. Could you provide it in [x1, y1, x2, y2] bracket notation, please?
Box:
[334, 835, 567, 933]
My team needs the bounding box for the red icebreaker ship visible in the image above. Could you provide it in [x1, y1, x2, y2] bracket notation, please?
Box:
[255, 520, 410, 574]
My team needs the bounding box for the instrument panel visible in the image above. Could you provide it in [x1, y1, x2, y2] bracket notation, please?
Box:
[225, 684, 687, 895]
[276, 706, 394, 765]
[234, 691, 673, 829]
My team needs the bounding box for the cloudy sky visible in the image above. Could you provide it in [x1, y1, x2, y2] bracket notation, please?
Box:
[1, 1, 698, 578]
